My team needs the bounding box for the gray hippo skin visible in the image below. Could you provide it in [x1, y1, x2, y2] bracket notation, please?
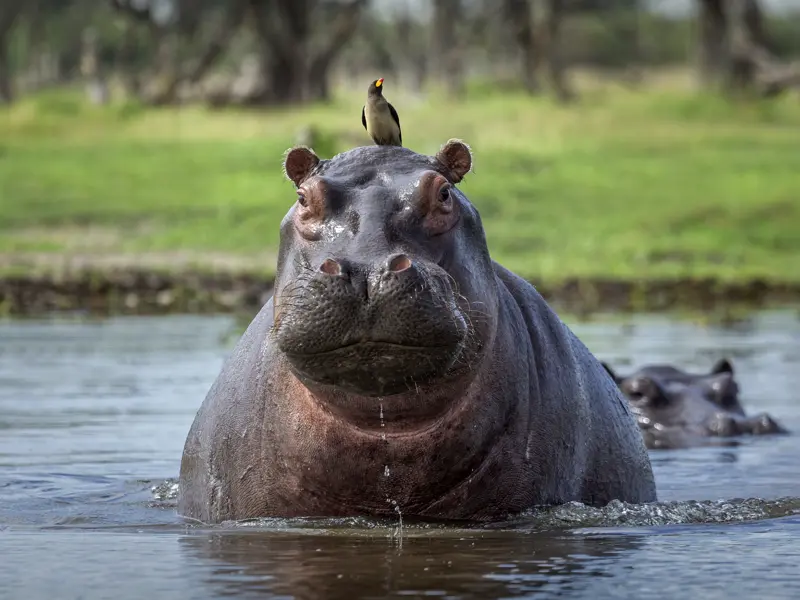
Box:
[602, 359, 788, 449]
[178, 140, 657, 524]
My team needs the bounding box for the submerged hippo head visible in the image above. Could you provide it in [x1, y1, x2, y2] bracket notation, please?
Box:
[603, 359, 787, 448]
[272, 140, 494, 401]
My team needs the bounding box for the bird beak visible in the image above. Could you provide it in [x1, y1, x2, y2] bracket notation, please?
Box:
[376, 78, 384, 88]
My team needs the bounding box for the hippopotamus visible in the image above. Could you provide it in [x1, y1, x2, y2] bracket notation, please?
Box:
[601, 358, 788, 449]
[178, 140, 657, 524]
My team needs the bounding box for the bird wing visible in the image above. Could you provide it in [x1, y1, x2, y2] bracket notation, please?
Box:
[388, 102, 402, 145]
[361, 106, 367, 131]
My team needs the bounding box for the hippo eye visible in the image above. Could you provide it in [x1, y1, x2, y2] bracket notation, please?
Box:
[297, 191, 307, 207]
[438, 184, 451, 203]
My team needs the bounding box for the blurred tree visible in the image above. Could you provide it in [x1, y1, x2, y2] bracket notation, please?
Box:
[0, 0, 26, 102]
[109, 0, 367, 105]
[542, 0, 575, 101]
[80, 27, 110, 104]
[249, 0, 368, 103]
[567, 0, 638, 9]
[110, 0, 242, 104]
[2, 0, 798, 107]
[696, 0, 730, 88]
[501, 0, 574, 101]
[430, 0, 465, 97]
[696, 0, 800, 96]
[504, 0, 542, 93]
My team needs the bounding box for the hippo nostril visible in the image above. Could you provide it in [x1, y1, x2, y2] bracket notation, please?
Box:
[319, 258, 342, 276]
[388, 254, 412, 273]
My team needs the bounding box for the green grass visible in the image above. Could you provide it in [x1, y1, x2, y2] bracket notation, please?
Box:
[1, 74, 799, 285]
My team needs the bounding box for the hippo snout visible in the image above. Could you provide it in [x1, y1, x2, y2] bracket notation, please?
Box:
[312, 252, 417, 301]
[274, 253, 469, 396]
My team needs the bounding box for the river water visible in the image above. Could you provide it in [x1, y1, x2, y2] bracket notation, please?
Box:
[1, 308, 799, 599]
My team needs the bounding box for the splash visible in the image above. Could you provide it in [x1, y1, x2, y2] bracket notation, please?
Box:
[372, 399, 404, 541]
[150, 479, 179, 501]
[207, 496, 800, 535]
[501, 497, 800, 530]
[392, 500, 404, 545]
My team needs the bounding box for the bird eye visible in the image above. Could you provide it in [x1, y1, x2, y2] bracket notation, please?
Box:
[438, 185, 451, 203]
[297, 191, 307, 207]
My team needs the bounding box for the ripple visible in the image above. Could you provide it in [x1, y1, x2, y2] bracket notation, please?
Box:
[513, 497, 800, 529]
[147, 474, 800, 534]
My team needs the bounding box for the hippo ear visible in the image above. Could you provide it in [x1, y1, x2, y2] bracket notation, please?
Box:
[710, 358, 734, 375]
[283, 146, 320, 188]
[600, 361, 621, 384]
[435, 139, 472, 184]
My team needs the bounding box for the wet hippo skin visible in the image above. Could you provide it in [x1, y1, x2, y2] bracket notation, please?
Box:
[178, 140, 657, 524]
[602, 359, 788, 449]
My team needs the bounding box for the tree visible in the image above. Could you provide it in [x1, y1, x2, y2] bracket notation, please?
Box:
[543, 0, 574, 101]
[109, 0, 367, 106]
[502, 0, 574, 101]
[504, 0, 542, 93]
[110, 0, 243, 104]
[0, 0, 26, 103]
[430, 0, 465, 98]
[695, 0, 800, 96]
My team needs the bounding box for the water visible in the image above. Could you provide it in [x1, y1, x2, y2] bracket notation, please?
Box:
[1, 309, 800, 599]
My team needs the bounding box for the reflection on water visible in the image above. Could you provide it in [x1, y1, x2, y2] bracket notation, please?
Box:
[1, 309, 800, 599]
[179, 528, 644, 599]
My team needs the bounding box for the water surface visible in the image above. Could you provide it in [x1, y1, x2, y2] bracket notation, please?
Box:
[1, 310, 799, 599]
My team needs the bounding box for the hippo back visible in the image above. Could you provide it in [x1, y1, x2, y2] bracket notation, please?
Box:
[492, 262, 657, 505]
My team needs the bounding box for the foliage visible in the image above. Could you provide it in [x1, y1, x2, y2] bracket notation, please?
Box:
[1, 79, 799, 285]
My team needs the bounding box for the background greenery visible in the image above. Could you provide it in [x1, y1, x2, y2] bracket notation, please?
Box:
[2, 72, 799, 285]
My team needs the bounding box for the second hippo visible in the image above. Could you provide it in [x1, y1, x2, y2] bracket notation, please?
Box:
[602, 359, 788, 449]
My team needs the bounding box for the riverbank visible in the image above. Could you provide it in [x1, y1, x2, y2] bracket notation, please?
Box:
[3, 260, 799, 319]
[2, 74, 799, 317]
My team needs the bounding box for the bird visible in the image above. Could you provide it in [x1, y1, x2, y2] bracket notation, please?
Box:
[362, 78, 402, 147]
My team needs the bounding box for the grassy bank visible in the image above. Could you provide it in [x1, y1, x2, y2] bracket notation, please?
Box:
[1, 72, 799, 313]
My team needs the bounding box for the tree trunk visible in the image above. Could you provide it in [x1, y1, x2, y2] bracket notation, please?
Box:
[395, 7, 426, 93]
[726, 0, 757, 93]
[250, 0, 365, 105]
[0, 0, 25, 103]
[80, 27, 109, 106]
[743, 0, 768, 49]
[623, 0, 645, 85]
[505, 0, 540, 93]
[695, 0, 798, 97]
[115, 19, 142, 99]
[251, 3, 301, 104]
[0, 40, 11, 104]
[275, 0, 311, 102]
[393, 14, 413, 88]
[696, 0, 728, 89]
[431, 0, 465, 98]
[146, 32, 181, 105]
[307, 0, 366, 102]
[187, 2, 248, 85]
[543, 0, 574, 102]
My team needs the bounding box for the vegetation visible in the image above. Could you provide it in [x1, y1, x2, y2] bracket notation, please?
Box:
[2, 73, 799, 287]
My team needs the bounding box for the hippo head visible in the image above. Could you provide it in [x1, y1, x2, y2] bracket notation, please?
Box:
[603, 359, 745, 432]
[271, 141, 496, 403]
